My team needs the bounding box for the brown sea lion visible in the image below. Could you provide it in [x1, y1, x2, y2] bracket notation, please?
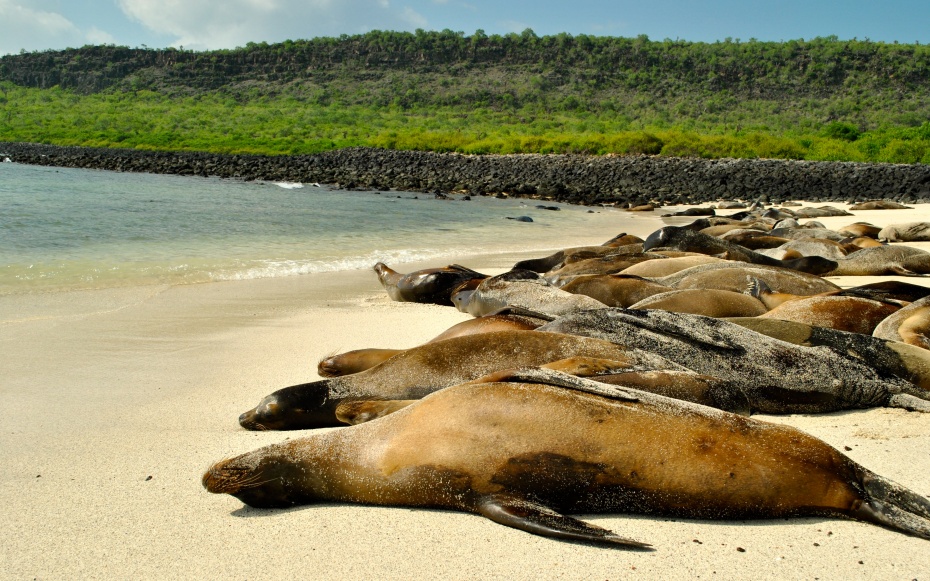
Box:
[601, 233, 645, 247]
[749, 278, 930, 310]
[654, 262, 841, 296]
[512, 246, 619, 273]
[239, 330, 678, 430]
[318, 311, 549, 377]
[373, 262, 486, 305]
[718, 231, 793, 250]
[617, 255, 725, 278]
[837, 222, 883, 239]
[873, 296, 930, 350]
[628, 289, 768, 318]
[543, 252, 680, 279]
[205, 370, 930, 548]
[756, 295, 901, 335]
[559, 274, 670, 308]
[850, 200, 913, 211]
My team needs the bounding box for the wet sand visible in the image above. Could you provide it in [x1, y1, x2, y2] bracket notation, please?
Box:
[2, 204, 930, 580]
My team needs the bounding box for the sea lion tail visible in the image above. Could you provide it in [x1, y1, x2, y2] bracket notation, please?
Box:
[852, 469, 930, 540]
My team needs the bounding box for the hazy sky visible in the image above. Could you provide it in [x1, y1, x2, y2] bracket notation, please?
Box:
[3, 0, 929, 56]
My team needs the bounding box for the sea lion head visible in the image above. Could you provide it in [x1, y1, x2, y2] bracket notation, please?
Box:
[238, 380, 339, 430]
[202, 443, 320, 508]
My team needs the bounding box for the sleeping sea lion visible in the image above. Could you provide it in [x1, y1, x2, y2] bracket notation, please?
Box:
[538, 308, 930, 414]
[827, 245, 930, 276]
[239, 330, 678, 430]
[873, 296, 930, 350]
[558, 274, 670, 308]
[628, 289, 767, 318]
[643, 226, 838, 275]
[318, 310, 549, 377]
[756, 295, 901, 335]
[205, 370, 930, 548]
[374, 263, 486, 305]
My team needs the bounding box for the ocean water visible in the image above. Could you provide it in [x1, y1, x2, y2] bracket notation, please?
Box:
[0, 162, 640, 295]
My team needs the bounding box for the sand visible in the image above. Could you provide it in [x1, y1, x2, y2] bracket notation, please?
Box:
[2, 203, 930, 580]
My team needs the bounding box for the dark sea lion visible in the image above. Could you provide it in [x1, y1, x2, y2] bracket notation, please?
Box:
[559, 274, 670, 308]
[538, 308, 930, 413]
[628, 289, 768, 317]
[205, 370, 930, 547]
[878, 222, 930, 242]
[723, 317, 930, 390]
[318, 311, 549, 377]
[827, 245, 930, 276]
[643, 226, 838, 274]
[239, 330, 678, 430]
[654, 262, 841, 295]
[373, 262, 487, 305]
[512, 246, 618, 273]
[756, 295, 901, 335]
[873, 296, 930, 350]
[661, 206, 715, 217]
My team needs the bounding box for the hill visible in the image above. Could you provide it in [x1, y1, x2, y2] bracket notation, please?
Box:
[1, 30, 929, 162]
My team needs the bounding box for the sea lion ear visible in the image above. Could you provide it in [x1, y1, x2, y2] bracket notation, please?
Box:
[475, 494, 653, 550]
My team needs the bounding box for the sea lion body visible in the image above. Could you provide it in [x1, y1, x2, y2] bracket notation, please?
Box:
[628, 289, 767, 317]
[454, 277, 606, 317]
[539, 308, 930, 414]
[206, 375, 930, 546]
[559, 274, 670, 307]
[828, 245, 930, 276]
[873, 296, 930, 350]
[318, 312, 548, 377]
[757, 295, 901, 335]
[655, 262, 841, 295]
[617, 255, 725, 278]
[240, 330, 675, 430]
[878, 222, 930, 242]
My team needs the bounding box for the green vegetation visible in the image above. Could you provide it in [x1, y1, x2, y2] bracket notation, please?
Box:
[1, 31, 930, 162]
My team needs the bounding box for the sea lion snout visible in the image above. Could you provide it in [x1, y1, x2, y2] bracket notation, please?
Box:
[202, 455, 299, 508]
[240, 380, 342, 430]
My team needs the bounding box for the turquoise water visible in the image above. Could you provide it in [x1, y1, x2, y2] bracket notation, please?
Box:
[0, 162, 635, 295]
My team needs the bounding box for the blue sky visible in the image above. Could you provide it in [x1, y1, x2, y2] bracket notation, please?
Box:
[2, 0, 929, 56]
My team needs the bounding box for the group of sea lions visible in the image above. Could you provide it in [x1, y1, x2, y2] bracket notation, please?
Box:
[203, 204, 930, 550]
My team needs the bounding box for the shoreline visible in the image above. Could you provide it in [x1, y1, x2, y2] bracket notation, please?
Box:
[4, 141, 930, 206]
[3, 203, 930, 578]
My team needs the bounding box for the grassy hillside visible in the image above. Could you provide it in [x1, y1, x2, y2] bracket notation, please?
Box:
[2, 31, 929, 162]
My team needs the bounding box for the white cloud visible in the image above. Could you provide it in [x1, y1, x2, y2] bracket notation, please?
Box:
[0, 0, 83, 54]
[116, 0, 430, 50]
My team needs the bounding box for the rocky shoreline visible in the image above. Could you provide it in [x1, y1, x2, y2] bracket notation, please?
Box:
[3, 141, 930, 206]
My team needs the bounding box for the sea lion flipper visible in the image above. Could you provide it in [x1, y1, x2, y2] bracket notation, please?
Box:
[887, 393, 930, 412]
[334, 400, 417, 424]
[476, 494, 653, 549]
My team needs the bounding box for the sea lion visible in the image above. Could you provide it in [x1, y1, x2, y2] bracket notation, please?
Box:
[723, 317, 930, 390]
[453, 276, 607, 317]
[756, 295, 901, 335]
[616, 255, 725, 278]
[205, 370, 930, 547]
[559, 274, 670, 308]
[373, 263, 486, 305]
[748, 278, 924, 310]
[538, 308, 930, 413]
[878, 222, 930, 242]
[850, 200, 913, 211]
[643, 226, 837, 275]
[512, 246, 618, 273]
[653, 262, 841, 296]
[543, 252, 679, 279]
[837, 222, 883, 239]
[601, 233, 645, 247]
[873, 296, 930, 350]
[239, 330, 678, 430]
[717, 231, 793, 250]
[827, 245, 930, 276]
[628, 289, 767, 318]
[317, 311, 549, 377]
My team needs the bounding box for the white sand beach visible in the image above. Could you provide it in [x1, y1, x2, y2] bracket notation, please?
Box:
[2, 203, 930, 580]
